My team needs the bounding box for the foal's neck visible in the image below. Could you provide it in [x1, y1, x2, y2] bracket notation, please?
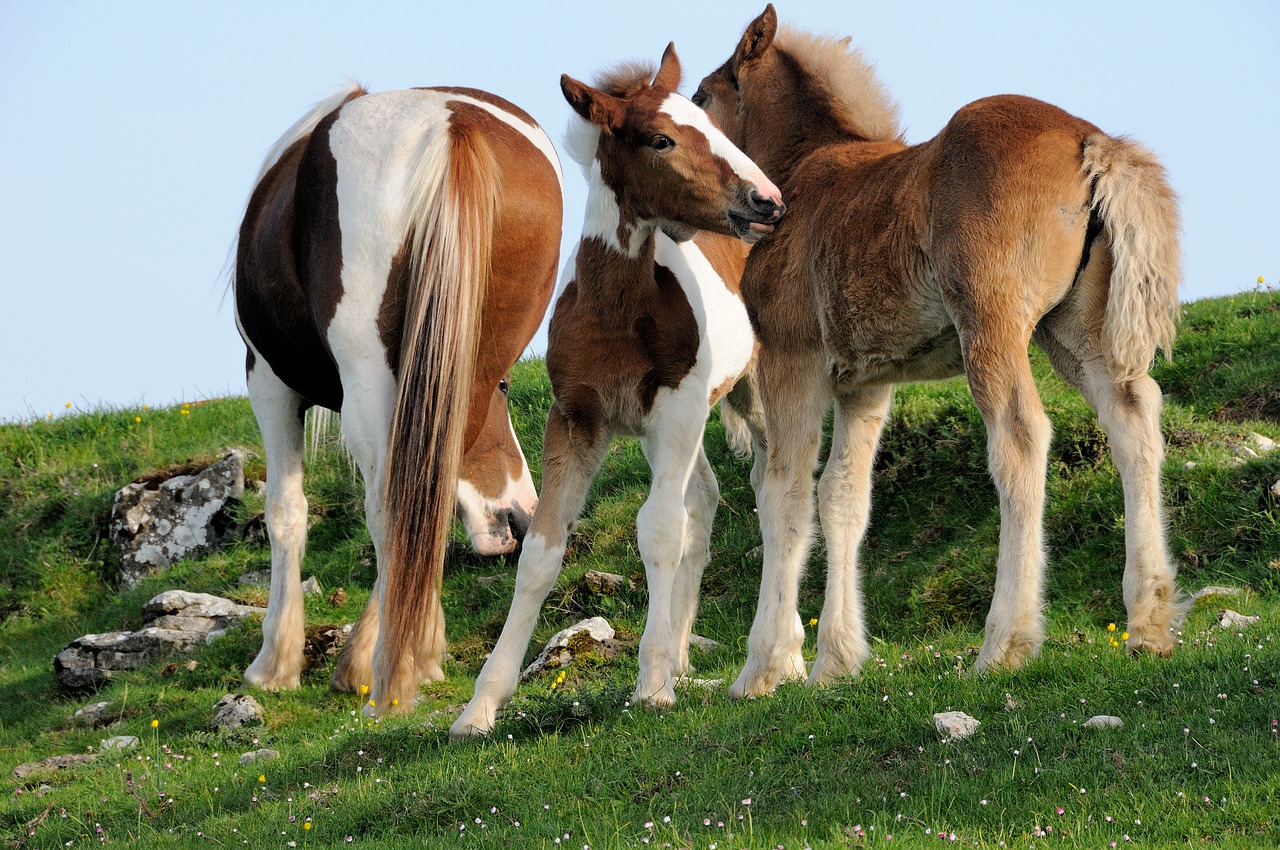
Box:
[572, 231, 661, 309]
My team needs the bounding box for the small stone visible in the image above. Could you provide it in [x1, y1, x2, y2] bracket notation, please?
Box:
[301, 575, 322, 595]
[689, 633, 722, 652]
[237, 570, 270, 587]
[1004, 694, 1021, 711]
[99, 735, 139, 755]
[1083, 715, 1124, 730]
[327, 587, 348, 607]
[743, 544, 764, 563]
[1193, 585, 1242, 601]
[933, 711, 981, 740]
[1219, 609, 1259, 629]
[1271, 479, 1280, 499]
[1183, 461, 1196, 470]
[211, 693, 266, 731]
[1233, 444, 1259, 460]
[73, 701, 114, 727]
[239, 748, 281, 765]
[674, 676, 724, 689]
[12, 753, 97, 779]
[1248, 432, 1275, 454]
[185, 659, 199, 671]
[583, 570, 627, 594]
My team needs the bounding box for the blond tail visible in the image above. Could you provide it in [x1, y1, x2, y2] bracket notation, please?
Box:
[1081, 134, 1182, 382]
[377, 121, 499, 707]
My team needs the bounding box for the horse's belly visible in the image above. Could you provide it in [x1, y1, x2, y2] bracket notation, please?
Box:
[836, 327, 964, 387]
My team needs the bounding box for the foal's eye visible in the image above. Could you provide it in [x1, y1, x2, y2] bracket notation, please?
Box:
[498, 379, 509, 395]
[649, 134, 674, 152]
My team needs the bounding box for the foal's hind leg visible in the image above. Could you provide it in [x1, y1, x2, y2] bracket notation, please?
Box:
[809, 383, 893, 686]
[670, 446, 718, 678]
[966, 332, 1053, 673]
[450, 405, 612, 738]
[1035, 324, 1180, 656]
[244, 358, 309, 690]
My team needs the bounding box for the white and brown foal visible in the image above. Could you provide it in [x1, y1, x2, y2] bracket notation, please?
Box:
[450, 45, 782, 738]
[234, 83, 562, 710]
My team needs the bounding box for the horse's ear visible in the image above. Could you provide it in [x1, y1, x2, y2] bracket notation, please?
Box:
[733, 4, 778, 73]
[561, 74, 625, 131]
[652, 42, 682, 92]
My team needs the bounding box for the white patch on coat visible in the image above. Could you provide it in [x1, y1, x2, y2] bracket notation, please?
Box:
[659, 94, 781, 201]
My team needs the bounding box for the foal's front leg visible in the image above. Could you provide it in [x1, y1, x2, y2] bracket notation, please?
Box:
[450, 405, 611, 739]
[731, 351, 828, 697]
[634, 394, 709, 707]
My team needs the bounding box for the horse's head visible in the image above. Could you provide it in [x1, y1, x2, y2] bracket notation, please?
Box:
[455, 376, 537, 556]
[561, 42, 783, 251]
[692, 5, 779, 149]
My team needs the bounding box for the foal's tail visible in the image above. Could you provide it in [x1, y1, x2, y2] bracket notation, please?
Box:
[1081, 135, 1182, 382]
[378, 120, 500, 708]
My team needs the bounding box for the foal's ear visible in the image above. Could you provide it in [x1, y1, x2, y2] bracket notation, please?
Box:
[561, 74, 625, 130]
[734, 4, 778, 72]
[652, 42, 682, 92]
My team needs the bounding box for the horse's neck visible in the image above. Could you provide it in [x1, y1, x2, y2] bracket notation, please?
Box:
[742, 83, 867, 189]
[571, 233, 660, 308]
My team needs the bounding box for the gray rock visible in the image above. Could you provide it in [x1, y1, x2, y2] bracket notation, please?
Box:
[1220, 609, 1260, 629]
[1193, 585, 1241, 601]
[238, 748, 280, 765]
[111, 450, 245, 584]
[12, 753, 97, 779]
[1271, 479, 1280, 499]
[1248, 432, 1275, 454]
[583, 570, 627, 594]
[99, 735, 139, 755]
[933, 710, 981, 741]
[301, 575, 322, 596]
[1233, 443, 1259, 460]
[689, 633, 722, 652]
[72, 701, 115, 727]
[521, 617, 615, 680]
[237, 570, 270, 587]
[1083, 715, 1124, 730]
[212, 693, 266, 730]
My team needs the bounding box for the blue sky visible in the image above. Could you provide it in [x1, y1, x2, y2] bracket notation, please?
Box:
[2, 1, 1276, 422]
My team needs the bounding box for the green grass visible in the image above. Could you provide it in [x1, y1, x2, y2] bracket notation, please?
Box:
[2, 291, 1279, 848]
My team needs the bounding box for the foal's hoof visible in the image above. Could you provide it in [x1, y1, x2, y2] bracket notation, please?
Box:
[449, 707, 496, 741]
[244, 661, 300, 691]
[632, 683, 677, 709]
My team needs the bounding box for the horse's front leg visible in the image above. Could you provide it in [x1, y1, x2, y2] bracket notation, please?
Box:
[634, 394, 711, 707]
[450, 404, 611, 739]
[730, 349, 828, 697]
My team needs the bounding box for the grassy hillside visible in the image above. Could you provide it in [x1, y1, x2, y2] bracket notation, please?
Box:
[2, 291, 1278, 848]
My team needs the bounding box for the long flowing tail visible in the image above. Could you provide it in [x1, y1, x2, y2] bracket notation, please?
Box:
[1081, 134, 1182, 382]
[376, 119, 499, 708]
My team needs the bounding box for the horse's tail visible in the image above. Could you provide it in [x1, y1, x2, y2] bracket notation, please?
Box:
[377, 119, 500, 707]
[1081, 134, 1182, 382]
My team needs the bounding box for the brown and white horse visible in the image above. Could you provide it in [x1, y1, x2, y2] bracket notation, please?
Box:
[450, 45, 782, 737]
[694, 6, 1183, 696]
[234, 83, 563, 710]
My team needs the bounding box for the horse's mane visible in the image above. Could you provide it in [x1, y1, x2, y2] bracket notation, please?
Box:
[773, 26, 902, 143]
[564, 61, 657, 174]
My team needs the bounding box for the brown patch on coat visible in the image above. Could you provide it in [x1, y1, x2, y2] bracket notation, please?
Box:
[425, 86, 540, 127]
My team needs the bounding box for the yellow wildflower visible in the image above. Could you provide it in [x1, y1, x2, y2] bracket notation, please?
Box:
[65, 402, 71, 409]
[1107, 623, 1116, 632]
[304, 822, 312, 831]
[258, 775, 266, 784]
[1121, 632, 1130, 641]
[367, 699, 375, 708]
[809, 618, 819, 627]
[134, 416, 141, 423]
[391, 698, 399, 707]
[150, 719, 159, 728]
[360, 684, 369, 695]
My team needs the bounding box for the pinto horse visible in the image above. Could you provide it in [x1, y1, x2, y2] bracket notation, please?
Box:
[234, 83, 562, 710]
[450, 45, 782, 737]
[694, 6, 1183, 696]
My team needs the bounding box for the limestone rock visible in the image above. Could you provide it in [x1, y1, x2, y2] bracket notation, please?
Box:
[583, 570, 627, 594]
[99, 735, 139, 755]
[301, 575, 322, 596]
[1083, 715, 1124, 730]
[72, 701, 116, 728]
[111, 450, 245, 584]
[1220, 609, 1259, 629]
[12, 753, 97, 779]
[521, 616, 615, 680]
[1248, 432, 1275, 454]
[239, 748, 280, 765]
[1271, 479, 1280, 499]
[212, 693, 265, 730]
[933, 710, 981, 741]
[1193, 585, 1242, 601]
[689, 633, 722, 652]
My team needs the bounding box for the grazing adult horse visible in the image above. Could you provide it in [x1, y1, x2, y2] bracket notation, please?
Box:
[450, 45, 783, 738]
[693, 6, 1183, 697]
[234, 83, 563, 710]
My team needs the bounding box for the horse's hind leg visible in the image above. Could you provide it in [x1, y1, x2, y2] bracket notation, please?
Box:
[450, 404, 611, 738]
[965, 329, 1052, 673]
[670, 446, 718, 677]
[244, 355, 309, 690]
[1034, 318, 1179, 656]
[808, 383, 892, 686]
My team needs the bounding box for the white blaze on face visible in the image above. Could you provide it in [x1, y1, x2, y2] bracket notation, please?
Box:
[659, 94, 782, 205]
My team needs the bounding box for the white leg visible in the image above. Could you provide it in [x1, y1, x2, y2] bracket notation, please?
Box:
[968, 339, 1052, 672]
[671, 447, 718, 676]
[808, 384, 892, 685]
[244, 357, 309, 690]
[633, 394, 709, 707]
[450, 406, 611, 738]
[731, 351, 828, 697]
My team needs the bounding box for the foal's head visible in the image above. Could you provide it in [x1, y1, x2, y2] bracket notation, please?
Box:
[562, 43, 783, 255]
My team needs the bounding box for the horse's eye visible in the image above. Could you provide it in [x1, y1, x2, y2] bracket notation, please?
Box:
[650, 134, 674, 152]
[498, 379, 509, 395]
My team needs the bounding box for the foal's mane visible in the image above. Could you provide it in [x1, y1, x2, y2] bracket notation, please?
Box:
[563, 61, 658, 174]
[773, 26, 902, 143]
